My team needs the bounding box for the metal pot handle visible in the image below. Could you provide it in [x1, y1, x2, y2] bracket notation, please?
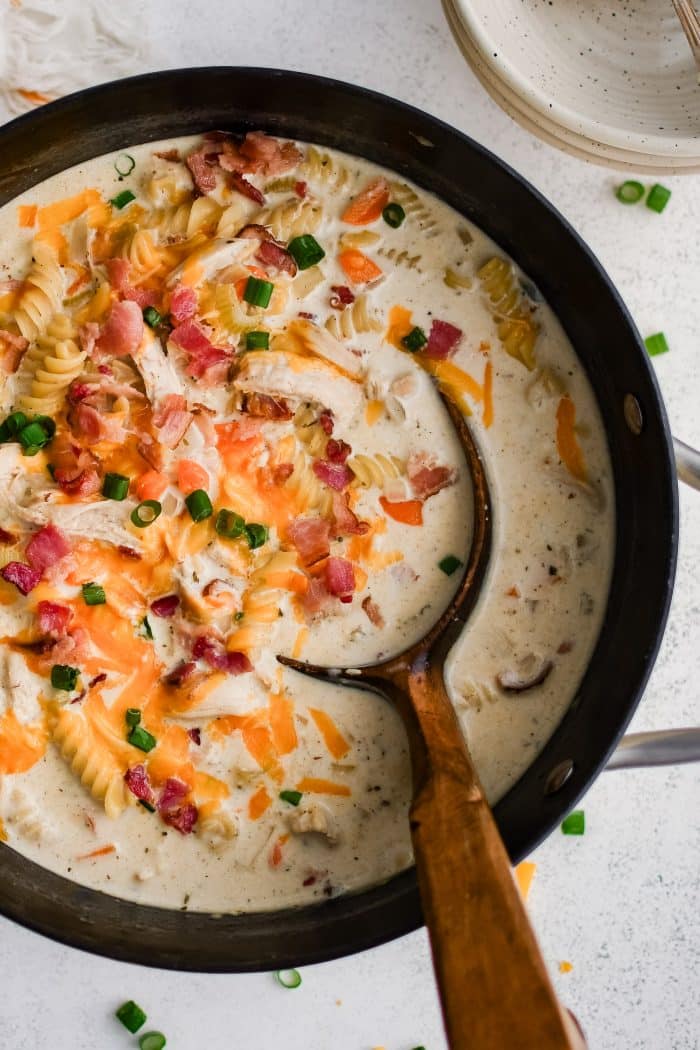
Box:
[607, 728, 700, 770]
[674, 437, 700, 490]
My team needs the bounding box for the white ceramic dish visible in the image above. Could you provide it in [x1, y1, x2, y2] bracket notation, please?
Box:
[444, 0, 700, 173]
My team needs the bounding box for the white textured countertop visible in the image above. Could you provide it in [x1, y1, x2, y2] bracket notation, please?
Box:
[0, 2, 698, 1048]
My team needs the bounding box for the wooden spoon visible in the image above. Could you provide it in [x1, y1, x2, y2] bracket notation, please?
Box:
[280, 400, 586, 1049]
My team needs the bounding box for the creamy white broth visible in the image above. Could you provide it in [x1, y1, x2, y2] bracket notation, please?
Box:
[0, 135, 613, 911]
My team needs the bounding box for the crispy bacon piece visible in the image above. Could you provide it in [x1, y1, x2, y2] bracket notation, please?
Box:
[319, 411, 334, 435]
[295, 180, 307, 199]
[239, 131, 303, 175]
[0, 328, 28, 373]
[162, 802, 198, 834]
[124, 764, 154, 802]
[154, 148, 181, 162]
[407, 452, 456, 500]
[72, 402, 125, 445]
[325, 439, 351, 465]
[152, 393, 192, 449]
[170, 320, 231, 380]
[118, 545, 142, 560]
[37, 600, 73, 638]
[51, 437, 102, 497]
[312, 460, 352, 491]
[187, 727, 201, 746]
[425, 319, 463, 360]
[325, 557, 356, 604]
[169, 283, 197, 324]
[256, 239, 297, 276]
[301, 576, 332, 616]
[286, 517, 330, 566]
[331, 491, 369, 537]
[165, 660, 197, 686]
[362, 595, 385, 628]
[26, 524, 70, 574]
[104, 258, 157, 309]
[158, 777, 189, 812]
[329, 285, 355, 309]
[228, 171, 265, 205]
[272, 462, 294, 486]
[78, 322, 100, 357]
[0, 561, 41, 595]
[150, 594, 180, 618]
[186, 147, 218, 195]
[237, 223, 274, 240]
[192, 634, 253, 675]
[94, 300, 144, 360]
[0, 528, 16, 545]
[243, 393, 292, 420]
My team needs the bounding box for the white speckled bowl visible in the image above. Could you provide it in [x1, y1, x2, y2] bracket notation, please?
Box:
[445, 0, 700, 172]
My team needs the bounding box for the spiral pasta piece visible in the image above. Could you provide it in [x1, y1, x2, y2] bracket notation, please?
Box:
[389, 182, 440, 237]
[303, 146, 352, 191]
[325, 294, 381, 340]
[256, 197, 322, 242]
[16, 313, 86, 413]
[348, 452, 405, 489]
[51, 706, 131, 819]
[151, 196, 223, 240]
[13, 242, 64, 341]
[477, 256, 539, 371]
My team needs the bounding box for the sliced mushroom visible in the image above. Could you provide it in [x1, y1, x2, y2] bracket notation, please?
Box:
[497, 658, 553, 693]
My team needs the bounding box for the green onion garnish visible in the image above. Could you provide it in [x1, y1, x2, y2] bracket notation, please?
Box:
[185, 489, 213, 522]
[243, 275, 274, 308]
[234, 611, 244, 622]
[115, 1000, 147, 1034]
[131, 500, 162, 528]
[128, 725, 157, 753]
[110, 189, 136, 210]
[51, 664, 79, 691]
[18, 421, 50, 451]
[244, 522, 269, 549]
[82, 581, 106, 606]
[215, 508, 245, 539]
[287, 234, 325, 271]
[274, 969, 302, 989]
[561, 809, 585, 835]
[245, 330, 270, 350]
[279, 790, 302, 806]
[125, 708, 141, 728]
[139, 799, 156, 813]
[402, 326, 428, 353]
[615, 180, 644, 204]
[102, 472, 130, 501]
[382, 203, 406, 228]
[644, 332, 670, 357]
[143, 306, 162, 328]
[438, 555, 463, 576]
[114, 154, 136, 178]
[0, 411, 28, 441]
[139, 1032, 167, 1050]
[646, 183, 672, 213]
[140, 616, 153, 640]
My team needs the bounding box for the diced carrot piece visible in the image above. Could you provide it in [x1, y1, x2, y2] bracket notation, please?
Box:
[556, 396, 587, 482]
[341, 177, 390, 225]
[135, 470, 169, 502]
[18, 205, 37, 228]
[269, 692, 298, 755]
[177, 459, 209, 495]
[309, 708, 350, 760]
[379, 497, 423, 526]
[296, 777, 351, 797]
[248, 785, 272, 820]
[337, 248, 383, 285]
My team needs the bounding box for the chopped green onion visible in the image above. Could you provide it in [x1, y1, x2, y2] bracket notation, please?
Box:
[287, 234, 325, 270]
[615, 180, 644, 204]
[243, 275, 274, 308]
[82, 581, 106, 606]
[51, 664, 79, 691]
[244, 522, 268, 549]
[438, 555, 463, 576]
[646, 183, 672, 213]
[114, 154, 136, 178]
[0, 411, 29, 442]
[131, 500, 162, 528]
[128, 725, 157, 753]
[561, 809, 585, 835]
[102, 472, 130, 501]
[644, 332, 670, 358]
[140, 616, 153, 640]
[139, 799, 156, 813]
[139, 1033, 167, 1050]
[245, 330, 270, 350]
[274, 969, 302, 989]
[382, 202, 406, 228]
[215, 508, 245, 539]
[279, 790, 302, 806]
[115, 1000, 147, 1034]
[18, 421, 50, 451]
[185, 489, 213, 522]
[110, 189, 136, 210]
[143, 306, 162, 328]
[402, 326, 427, 353]
[32, 415, 56, 439]
[125, 708, 141, 728]
[234, 610, 245, 622]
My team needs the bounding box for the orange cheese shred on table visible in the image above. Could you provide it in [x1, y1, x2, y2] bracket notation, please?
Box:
[514, 860, 537, 900]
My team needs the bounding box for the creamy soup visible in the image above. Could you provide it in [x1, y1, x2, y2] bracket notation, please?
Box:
[0, 134, 613, 912]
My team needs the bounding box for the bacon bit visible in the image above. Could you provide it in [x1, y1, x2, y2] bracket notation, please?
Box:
[88, 672, 108, 689]
[272, 462, 294, 485]
[362, 596, 385, 628]
[325, 439, 351, 465]
[76, 844, 116, 860]
[117, 545, 142, 560]
[325, 556, 356, 603]
[557, 640, 574, 654]
[379, 497, 423, 526]
[294, 180, 307, 198]
[331, 491, 369, 537]
[0, 329, 28, 374]
[0, 562, 42, 595]
[165, 660, 197, 686]
[187, 727, 202, 746]
[0, 528, 16, 545]
[236, 223, 276, 241]
[228, 171, 265, 205]
[94, 300, 144, 360]
[169, 283, 198, 324]
[186, 148, 218, 195]
[37, 601, 73, 638]
[150, 594, 180, 618]
[72, 402, 125, 445]
[162, 802, 198, 834]
[256, 239, 297, 276]
[157, 777, 189, 812]
[302, 874, 317, 887]
[329, 285, 355, 309]
[244, 392, 293, 420]
[239, 131, 303, 175]
[192, 634, 253, 675]
[26, 524, 70, 574]
[407, 452, 456, 500]
[153, 393, 192, 449]
[505, 586, 521, 598]
[425, 319, 463, 360]
[300, 576, 332, 616]
[154, 148, 181, 162]
[319, 411, 334, 435]
[170, 320, 231, 380]
[287, 517, 331, 566]
[124, 764, 154, 802]
[313, 460, 352, 491]
[297, 311, 315, 320]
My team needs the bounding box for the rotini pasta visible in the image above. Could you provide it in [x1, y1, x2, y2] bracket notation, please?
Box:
[389, 182, 440, 237]
[13, 242, 64, 341]
[324, 294, 381, 340]
[477, 256, 539, 370]
[303, 146, 352, 191]
[51, 706, 131, 819]
[348, 452, 405, 489]
[256, 196, 322, 241]
[15, 313, 86, 413]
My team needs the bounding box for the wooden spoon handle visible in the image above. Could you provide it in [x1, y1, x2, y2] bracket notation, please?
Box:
[406, 661, 585, 1050]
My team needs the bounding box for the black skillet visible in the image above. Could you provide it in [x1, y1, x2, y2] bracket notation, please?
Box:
[0, 68, 679, 971]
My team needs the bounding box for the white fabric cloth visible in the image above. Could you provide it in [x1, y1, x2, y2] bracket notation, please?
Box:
[0, 0, 153, 122]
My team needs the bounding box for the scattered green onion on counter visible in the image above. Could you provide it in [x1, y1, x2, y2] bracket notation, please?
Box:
[110, 189, 136, 210]
[102, 472, 130, 501]
[243, 275, 274, 308]
[82, 581, 106, 606]
[614, 180, 644, 204]
[115, 1000, 147, 1033]
[274, 968, 302, 989]
[51, 665, 79, 691]
[131, 500, 162, 528]
[139, 1032, 167, 1050]
[288, 234, 325, 270]
[438, 555, 463, 576]
[646, 183, 672, 213]
[561, 809, 585, 835]
[644, 332, 670, 358]
[382, 202, 406, 228]
[279, 790, 303, 807]
[185, 489, 213, 522]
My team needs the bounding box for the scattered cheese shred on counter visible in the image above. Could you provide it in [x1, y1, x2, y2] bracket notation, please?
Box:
[515, 860, 537, 900]
[559, 961, 574, 974]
